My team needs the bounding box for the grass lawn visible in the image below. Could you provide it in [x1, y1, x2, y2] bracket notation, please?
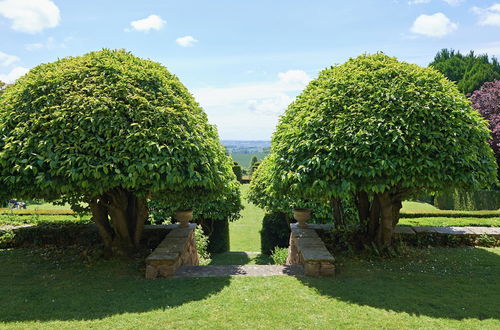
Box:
[402, 201, 439, 212]
[230, 153, 267, 169]
[228, 184, 264, 252]
[0, 246, 498, 329]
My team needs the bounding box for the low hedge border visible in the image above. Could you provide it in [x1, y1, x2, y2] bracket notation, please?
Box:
[0, 224, 172, 249]
[400, 211, 500, 218]
[0, 209, 78, 216]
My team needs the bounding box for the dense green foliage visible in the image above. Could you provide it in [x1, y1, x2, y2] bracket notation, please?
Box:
[232, 162, 243, 182]
[260, 212, 291, 255]
[434, 189, 500, 211]
[0, 49, 237, 206]
[0, 49, 241, 255]
[0, 80, 5, 95]
[255, 53, 497, 247]
[430, 49, 500, 94]
[272, 53, 496, 198]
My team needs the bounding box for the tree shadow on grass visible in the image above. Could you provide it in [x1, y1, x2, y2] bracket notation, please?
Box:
[0, 248, 230, 322]
[299, 247, 500, 321]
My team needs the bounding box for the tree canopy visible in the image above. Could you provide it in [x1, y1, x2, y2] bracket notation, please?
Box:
[429, 49, 500, 94]
[471, 80, 500, 180]
[0, 49, 240, 255]
[266, 53, 496, 247]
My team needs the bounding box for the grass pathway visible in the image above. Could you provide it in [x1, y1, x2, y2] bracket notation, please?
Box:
[228, 184, 264, 252]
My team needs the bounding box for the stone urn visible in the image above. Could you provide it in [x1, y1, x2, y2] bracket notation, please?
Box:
[175, 209, 193, 228]
[293, 208, 311, 228]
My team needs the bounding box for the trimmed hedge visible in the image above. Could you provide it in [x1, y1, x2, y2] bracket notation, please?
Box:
[197, 218, 230, 254]
[0, 209, 77, 216]
[435, 189, 500, 211]
[400, 211, 500, 218]
[260, 212, 291, 255]
[0, 223, 171, 249]
[0, 223, 99, 248]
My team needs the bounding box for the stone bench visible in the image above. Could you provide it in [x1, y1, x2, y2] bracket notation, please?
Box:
[145, 223, 199, 279]
[286, 223, 335, 277]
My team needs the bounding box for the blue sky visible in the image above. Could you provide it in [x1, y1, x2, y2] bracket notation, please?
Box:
[1, 0, 499, 140]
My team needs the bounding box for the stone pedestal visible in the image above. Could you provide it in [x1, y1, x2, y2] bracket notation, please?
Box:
[145, 223, 199, 279]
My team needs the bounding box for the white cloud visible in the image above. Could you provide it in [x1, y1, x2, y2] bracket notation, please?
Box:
[0, 51, 19, 67]
[410, 13, 458, 37]
[128, 14, 166, 32]
[193, 70, 311, 108]
[0, 0, 60, 34]
[0, 66, 29, 83]
[25, 36, 71, 51]
[176, 36, 198, 47]
[192, 70, 311, 139]
[247, 94, 294, 116]
[472, 3, 500, 27]
[474, 42, 500, 56]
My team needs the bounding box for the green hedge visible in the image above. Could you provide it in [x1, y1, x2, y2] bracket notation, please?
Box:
[435, 190, 500, 211]
[260, 212, 291, 255]
[197, 218, 230, 254]
[400, 211, 500, 218]
[0, 223, 171, 249]
[232, 162, 243, 182]
[0, 223, 99, 248]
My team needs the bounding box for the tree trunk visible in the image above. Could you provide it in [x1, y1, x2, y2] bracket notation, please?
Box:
[356, 191, 370, 226]
[331, 197, 344, 226]
[376, 192, 394, 247]
[88, 188, 148, 257]
[368, 194, 380, 239]
[89, 198, 113, 257]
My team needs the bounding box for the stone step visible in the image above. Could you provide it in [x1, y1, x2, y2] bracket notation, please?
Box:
[174, 265, 305, 278]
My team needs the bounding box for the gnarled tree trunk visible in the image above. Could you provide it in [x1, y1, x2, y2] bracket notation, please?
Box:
[88, 188, 149, 257]
[354, 190, 404, 250]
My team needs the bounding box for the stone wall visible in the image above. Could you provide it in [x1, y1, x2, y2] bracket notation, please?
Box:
[286, 223, 335, 277]
[145, 223, 199, 279]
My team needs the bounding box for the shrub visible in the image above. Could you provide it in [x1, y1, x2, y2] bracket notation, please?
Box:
[260, 212, 291, 255]
[232, 162, 243, 182]
[434, 189, 500, 210]
[194, 226, 211, 265]
[270, 247, 289, 265]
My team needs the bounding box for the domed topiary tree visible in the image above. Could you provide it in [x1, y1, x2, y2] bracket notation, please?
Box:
[0, 49, 240, 256]
[471, 80, 500, 179]
[270, 53, 497, 248]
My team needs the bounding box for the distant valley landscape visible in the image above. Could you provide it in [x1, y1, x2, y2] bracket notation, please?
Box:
[221, 140, 270, 169]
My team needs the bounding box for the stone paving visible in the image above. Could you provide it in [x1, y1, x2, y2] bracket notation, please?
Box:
[394, 226, 500, 237]
[175, 264, 305, 278]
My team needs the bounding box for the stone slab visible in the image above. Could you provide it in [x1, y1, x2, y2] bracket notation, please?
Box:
[412, 226, 440, 234]
[300, 248, 335, 262]
[146, 252, 180, 266]
[174, 265, 305, 277]
[166, 224, 197, 238]
[465, 227, 500, 236]
[156, 237, 188, 251]
[296, 237, 327, 249]
[432, 227, 474, 235]
[291, 228, 320, 239]
[394, 226, 416, 235]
